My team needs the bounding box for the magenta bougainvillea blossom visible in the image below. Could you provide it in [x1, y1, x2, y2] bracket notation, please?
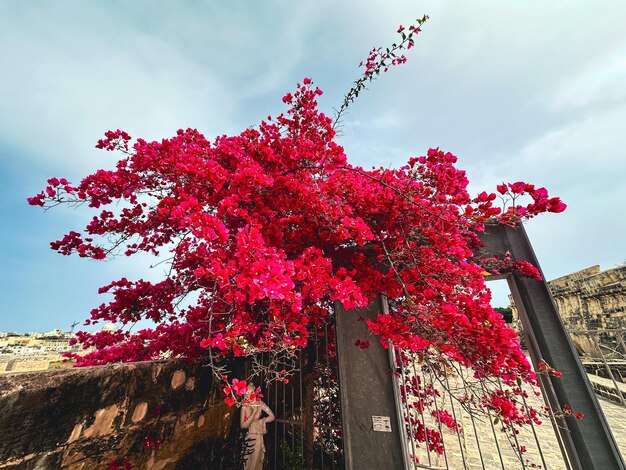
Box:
[29, 17, 568, 460]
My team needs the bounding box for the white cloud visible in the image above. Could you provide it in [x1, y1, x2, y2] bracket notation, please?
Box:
[550, 41, 626, 113]
[0, 1, 325, 178]
[465, 102, 626, 279]
[0, 4, 236, 176]
[470, 103, 626, 190]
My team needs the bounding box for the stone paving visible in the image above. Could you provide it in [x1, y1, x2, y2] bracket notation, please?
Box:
[600, 398, 626, 459]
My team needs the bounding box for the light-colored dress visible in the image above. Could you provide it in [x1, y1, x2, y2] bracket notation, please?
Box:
[240, 400, 275, 470]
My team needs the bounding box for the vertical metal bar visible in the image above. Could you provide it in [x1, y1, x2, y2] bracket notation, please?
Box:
[299, 350, 304, 467]
[324, 320, 333, 470]
[593, 333, 626, 405]
[324, 321, 330, 370]
[577, 307, 626, 407]
[381, 295, 413, 469]
[455, 369, 485, 470]
[283, 377, 286, 469]
[399, 351, 418, 467]
[496, 378, 526, 470]
[459, 371, 486, 470]
[316, 327, 324, 470]
[413, 361, 432, 468]
[519, 382, 549, 470]
[274, 376, 278, 470]
[259, 352, 266, 469]
[485, 402, 507, 470]
[443, 372, 468, 470]
[429, 369, 450, 470]
[468, 415, 486, 470]
[616, 331, 626, 357]
[510, 423, 527, 470]
[291, 381, 295, 458]
[477, 374, 507, 470]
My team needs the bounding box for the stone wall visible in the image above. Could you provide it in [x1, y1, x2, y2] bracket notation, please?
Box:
[0, 359, 242, 469]
[509, 264, 626, 356]
[3, 358, 51, 374]
[549, 265, 626, 330]
[0, 357, 9, 373]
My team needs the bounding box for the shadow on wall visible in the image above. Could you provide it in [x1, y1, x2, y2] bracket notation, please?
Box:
[0, 359, 245, 469]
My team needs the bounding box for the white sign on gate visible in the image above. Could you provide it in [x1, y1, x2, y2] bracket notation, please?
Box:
[372, 415, 392, 432]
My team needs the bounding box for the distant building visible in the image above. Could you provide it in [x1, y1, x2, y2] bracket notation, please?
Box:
[0, 328, 86, 374]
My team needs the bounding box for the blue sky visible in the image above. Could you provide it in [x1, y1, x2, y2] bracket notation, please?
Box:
[1, 1, 625, 332]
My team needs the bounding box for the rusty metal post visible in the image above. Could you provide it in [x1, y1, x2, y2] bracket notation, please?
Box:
[335, 297, 405, 470]
[479, 223, 625, 470]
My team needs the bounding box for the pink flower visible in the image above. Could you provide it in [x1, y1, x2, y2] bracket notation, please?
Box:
[210, 333, 226, 350]
[548, 198, 567, 213]
[509, 182, 527, 194]
[231, 378, 248, 396]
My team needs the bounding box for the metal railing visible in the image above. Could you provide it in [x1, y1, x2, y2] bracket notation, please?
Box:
[567, 326, 626, 407]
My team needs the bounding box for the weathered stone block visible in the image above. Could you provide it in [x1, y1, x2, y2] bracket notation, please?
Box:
[0, 359, 238, 469]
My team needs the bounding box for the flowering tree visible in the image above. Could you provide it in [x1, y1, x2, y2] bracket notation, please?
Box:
[29, 17, 569, 461]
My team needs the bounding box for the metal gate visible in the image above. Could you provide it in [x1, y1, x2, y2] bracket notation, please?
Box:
[390, 332, 573, 470]
[251, 319, 343, 469]
[239, 223, 624, 469]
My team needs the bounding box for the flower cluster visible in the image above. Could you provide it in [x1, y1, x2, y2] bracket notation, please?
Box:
[431, 409, 460, 431]
[31, 76, 563, 401]
[221, 376, 263, 407]
[479, 252, 543, 281]
[537, 360, 563, 378]
[336, 16, 429, 125]
[30, 21, 568, 460]
[109, 458, 131, 470]
[562, 403, 584, 420]
[496, 181, 566, 225]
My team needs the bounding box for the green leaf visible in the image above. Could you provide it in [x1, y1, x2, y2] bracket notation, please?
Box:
[493, 417, 499, 424]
